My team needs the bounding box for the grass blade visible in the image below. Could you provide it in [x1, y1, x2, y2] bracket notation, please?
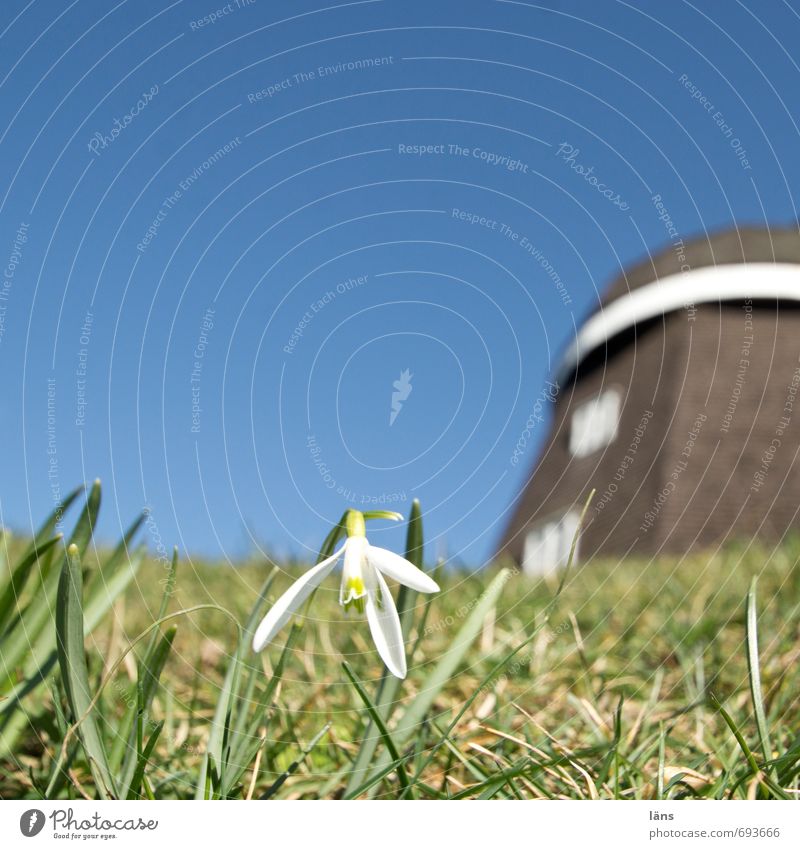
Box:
[224, 623, 300, 796]
[745, 577, 773, 770]
[47, 602, 238, 797]
[126, 720, 164, 799]
[656, 722, 666, 800]
[0, 534, 62, 631]
[259, 723, 331, 799]
[195, 569, 277, 799]
[115, 625, 178, 794]
[342, 661, 410, 794]
[395, 567, 513, 744]
[0, 534, 144, 758]
[55, 544, 116, 798]
[708, 693, 787, 799]
[83, 512, 147, 602]
[66, 480, 102, 557]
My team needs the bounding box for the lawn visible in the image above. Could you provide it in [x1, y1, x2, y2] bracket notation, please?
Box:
[1, 484, 799, 799]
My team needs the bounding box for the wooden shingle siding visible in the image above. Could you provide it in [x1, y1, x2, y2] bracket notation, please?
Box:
[659, 301, 800, 551]
[498, 227, 800, 567]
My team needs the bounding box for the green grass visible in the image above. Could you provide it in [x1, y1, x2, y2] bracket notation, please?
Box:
[1, 484, 800, 799]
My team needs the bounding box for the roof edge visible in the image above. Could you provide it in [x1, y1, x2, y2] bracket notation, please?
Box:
[556, 262, 800, 383]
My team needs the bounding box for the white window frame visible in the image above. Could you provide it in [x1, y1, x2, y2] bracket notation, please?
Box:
[522, 510, 581, 577]
[569, 387, 622, 458]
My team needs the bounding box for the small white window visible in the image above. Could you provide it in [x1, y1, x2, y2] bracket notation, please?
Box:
[569, 388, 621, 458]
[522, 511, 581, 577]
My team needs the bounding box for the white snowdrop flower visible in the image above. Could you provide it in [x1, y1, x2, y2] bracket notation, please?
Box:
[252, 510, 439, 678]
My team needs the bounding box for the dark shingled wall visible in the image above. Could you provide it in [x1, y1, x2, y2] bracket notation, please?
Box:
[657, 301, 800, 553]
[498, 227, 800, 566]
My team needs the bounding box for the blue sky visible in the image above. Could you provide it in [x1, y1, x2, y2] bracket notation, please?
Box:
[0, 0, 798, 566]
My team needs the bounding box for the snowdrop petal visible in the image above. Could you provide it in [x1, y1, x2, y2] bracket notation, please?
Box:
[252, 546, 343, 651]
[365, 566, 407, 679]
[366, 544, 439, 594]
[340, 535, 368, 607]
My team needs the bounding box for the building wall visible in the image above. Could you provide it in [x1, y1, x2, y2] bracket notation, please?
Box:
[657, 301, 800, 552]
[499, 299, 800, 568]
[500, 227, 800, 569]
[499, 310, 691, 565]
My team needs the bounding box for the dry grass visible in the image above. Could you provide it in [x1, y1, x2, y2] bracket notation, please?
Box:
[4, 526, 799, 799]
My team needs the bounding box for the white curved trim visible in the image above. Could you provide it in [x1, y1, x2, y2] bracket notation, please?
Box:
[556, 262, 800, 382]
